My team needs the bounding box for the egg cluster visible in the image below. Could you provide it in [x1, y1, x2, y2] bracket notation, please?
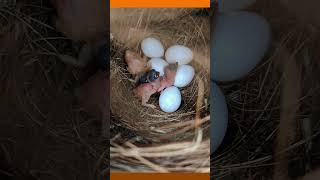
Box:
[141, 37, 195, 113]
[210, 0, 271, 153]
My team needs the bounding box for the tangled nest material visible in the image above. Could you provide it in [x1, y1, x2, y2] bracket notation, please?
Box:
[109, 9, 211, 172]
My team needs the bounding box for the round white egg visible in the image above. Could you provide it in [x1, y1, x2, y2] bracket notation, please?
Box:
[174, 65, 195, 88]
[148, 58, 169, 76]
[165, 45, 193, 65]
[212, 0, 256, 12]
[211, 11, 271, 82]
[141, 37, 164, 58]
[159, 86, 181, 113]
[211, 82, 228, 153]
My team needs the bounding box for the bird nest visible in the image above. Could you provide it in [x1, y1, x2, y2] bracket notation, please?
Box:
[110, 41, 210, 142]
[110, 5, 319, 176]
[110, 9, 211, 172]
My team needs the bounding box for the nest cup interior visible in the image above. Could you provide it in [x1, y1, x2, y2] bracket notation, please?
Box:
[110, 39, 210, 143]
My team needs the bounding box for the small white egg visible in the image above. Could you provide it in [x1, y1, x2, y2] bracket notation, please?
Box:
[159, 86, 181, 113]
[141, 37, 164, 58]
[174, 65, 195, 88]
[165, 45, 193, 65]
[211, 82, 228, 153]
[211, 11, 271, 82]
[148, 58, 169, 76]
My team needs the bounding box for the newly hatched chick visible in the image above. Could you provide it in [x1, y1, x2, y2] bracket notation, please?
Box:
[158, 62, 178, 92]
[125, 50, 150, 76]
[133, 78, 161, 109]
[136, 69, 160, 85]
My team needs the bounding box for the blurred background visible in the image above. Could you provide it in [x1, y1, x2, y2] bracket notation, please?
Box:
[0, 1, 108, 180]
[212, 0, 320, 180]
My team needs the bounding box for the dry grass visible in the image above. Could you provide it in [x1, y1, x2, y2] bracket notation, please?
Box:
[109, 9, 211, 172]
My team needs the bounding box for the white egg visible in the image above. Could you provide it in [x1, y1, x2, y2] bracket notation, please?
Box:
[212, 0, 256, 12]
[211, 82, 228, 153]
[141, 37, 164, 58]
[174, 65, 195, 88]
[159, 86, 181, 113]
[148, 58, 169, 76]
[211, 11, 271, 82]
[165, 45, 193, 65]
